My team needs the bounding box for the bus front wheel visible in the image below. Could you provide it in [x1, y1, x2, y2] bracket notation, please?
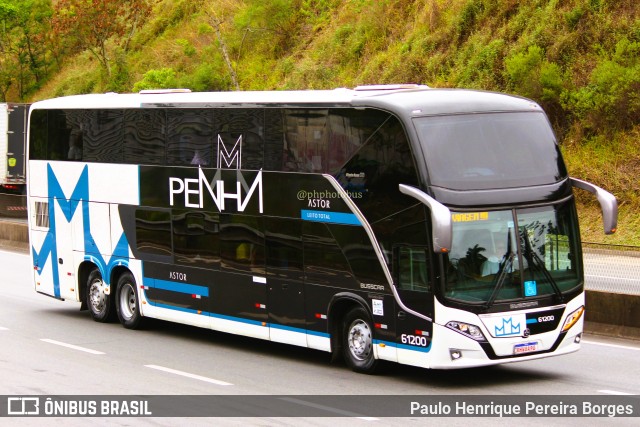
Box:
[342, 307, 378, 374]
[115, 272, 143, 329]
[86, 269, 113, 322]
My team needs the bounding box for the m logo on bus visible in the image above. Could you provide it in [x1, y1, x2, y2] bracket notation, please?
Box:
[495, 317, 521, 337]
[169, 168, 263, 213]
[217, 134, 242, 169]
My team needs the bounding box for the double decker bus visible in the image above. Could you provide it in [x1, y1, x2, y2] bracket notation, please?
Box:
[26, 85, 617, 371]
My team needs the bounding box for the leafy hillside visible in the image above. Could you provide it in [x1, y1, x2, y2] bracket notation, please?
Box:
[3, 0, 639, 244]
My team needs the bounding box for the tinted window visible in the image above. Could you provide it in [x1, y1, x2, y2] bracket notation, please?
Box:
[219, 214, 265, 274]
[396, 247, 430, 292]
[135, 209, 172, 256]
[83, 110, 123, 163]
[340, 115, 419, 222]
[28, 109, 49, 160]
[263, 109, 285, 171]
[330, 224, 387, 284]
[283, 109, 328, 173]
[414, 112, 566, 190]
[30, 107, 395, 174]
[265, 218, 303, 282]
[167, 110, 213, 166]
[303, 221, 354, 288]
[215, 109, 264, 170]
[173, 211, 220, 268]
[124, 109, 166, 165]
[29, 109, 72, 161]
[327, 109, 389, 174]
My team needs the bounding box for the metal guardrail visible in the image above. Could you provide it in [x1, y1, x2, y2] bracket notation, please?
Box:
[583, 242, 640, 296]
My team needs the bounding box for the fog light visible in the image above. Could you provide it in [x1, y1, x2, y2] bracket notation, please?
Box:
[574, 333, 582, 344]
[449, 349, 462, 360]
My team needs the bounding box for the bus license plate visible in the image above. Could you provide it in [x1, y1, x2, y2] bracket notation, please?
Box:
[514, 342, 538, 354]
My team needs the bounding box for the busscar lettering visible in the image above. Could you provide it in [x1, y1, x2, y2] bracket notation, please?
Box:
[360, 283, 385, 291]
[169, 169, 263, 213]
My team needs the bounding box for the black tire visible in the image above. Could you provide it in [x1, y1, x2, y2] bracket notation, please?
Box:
[342, 307, 379, 374]
[115, 272, 144, 329]
[86, 269, 114, 322]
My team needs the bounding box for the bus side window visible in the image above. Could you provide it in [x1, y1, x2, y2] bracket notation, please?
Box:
[84, 110, 123, 163]
[173, 211, 220, 269]
[219, 214, 265, 275]
[396, 246, 430, 292]
[215, 109, 264, 170]
[166, 110, 213, 167]
[124, 109, 166, 165]
[134, 209, 172, 257]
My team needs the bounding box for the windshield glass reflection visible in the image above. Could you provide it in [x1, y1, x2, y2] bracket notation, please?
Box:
[445, 203, 581, 304]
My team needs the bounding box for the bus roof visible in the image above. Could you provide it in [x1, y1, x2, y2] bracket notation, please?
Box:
[29, 86, 542, 116]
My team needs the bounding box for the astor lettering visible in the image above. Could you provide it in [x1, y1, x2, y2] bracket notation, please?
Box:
[308, 198, 331, 208]
[169, 272, 187, 281]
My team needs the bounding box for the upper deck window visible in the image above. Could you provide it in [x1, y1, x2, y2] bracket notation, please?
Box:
[414, 112, 567, 190]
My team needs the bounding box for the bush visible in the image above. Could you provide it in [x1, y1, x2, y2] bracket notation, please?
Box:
[132, 68, 178, 91]
[568, 38, 640, 132]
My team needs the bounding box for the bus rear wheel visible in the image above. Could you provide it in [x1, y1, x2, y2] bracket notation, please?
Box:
[116, 272, 143, 329]
[86, 269, 113, 322]
[342, 307, 378, 374]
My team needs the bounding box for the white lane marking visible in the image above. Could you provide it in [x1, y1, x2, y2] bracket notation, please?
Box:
[582, 339, 640, 352]
[280, 397, 379, 421]
[598, 390, 633, 395]
[40, 338, 105, 355]
[0, 327, 8, 331]
[145, 364, 233, 386]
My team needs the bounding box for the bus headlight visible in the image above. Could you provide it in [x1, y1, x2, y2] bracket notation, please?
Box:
[446, 321, 486, 341]
[561, 306, 584, 332]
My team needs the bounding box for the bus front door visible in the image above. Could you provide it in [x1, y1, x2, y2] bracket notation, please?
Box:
[394, 246, 434, 365]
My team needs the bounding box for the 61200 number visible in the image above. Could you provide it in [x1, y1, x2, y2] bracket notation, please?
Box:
[400, 334, 429, 347]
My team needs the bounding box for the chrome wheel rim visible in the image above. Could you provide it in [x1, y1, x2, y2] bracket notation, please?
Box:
[119, 283, 137, 320]
[88, 279, 105, 314]
[347, 319, 372, 361]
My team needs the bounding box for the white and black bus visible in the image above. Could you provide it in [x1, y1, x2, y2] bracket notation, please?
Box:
[27, 85, 617, 371]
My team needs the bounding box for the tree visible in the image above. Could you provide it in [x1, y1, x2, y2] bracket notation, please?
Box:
[52, 0, 152, 79]
[0, 0, 52, 99]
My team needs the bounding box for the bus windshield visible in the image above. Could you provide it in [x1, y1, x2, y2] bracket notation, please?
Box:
[445, 201, 582, 305]
[413, 112, 567, 190]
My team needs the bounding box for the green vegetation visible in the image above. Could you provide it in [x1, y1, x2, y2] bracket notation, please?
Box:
[2, 0, 638, 245]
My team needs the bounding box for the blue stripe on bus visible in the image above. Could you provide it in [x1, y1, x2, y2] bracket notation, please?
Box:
[269, 323, 330, 338]
[150, 301, 201, 315]
[145, 301, 262, 327]
[143, 299, 331, 337]
[301, 210, 361, 226]
[526, 318, 538, 324]
[373, 339, 432, 353]
[210, 312, 265, 327]
[146, 278, 209, 297]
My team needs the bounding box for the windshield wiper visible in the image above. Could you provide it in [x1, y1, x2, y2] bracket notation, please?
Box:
[521, 230, 564, 302]
[484, 231, 514, 310]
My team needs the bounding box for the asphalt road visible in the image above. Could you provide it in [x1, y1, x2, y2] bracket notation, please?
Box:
[1, 249, 639, 426]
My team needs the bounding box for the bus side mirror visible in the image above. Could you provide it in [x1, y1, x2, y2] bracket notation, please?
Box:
[570, 177, 618, 235]
[399, 184, 452, 253]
